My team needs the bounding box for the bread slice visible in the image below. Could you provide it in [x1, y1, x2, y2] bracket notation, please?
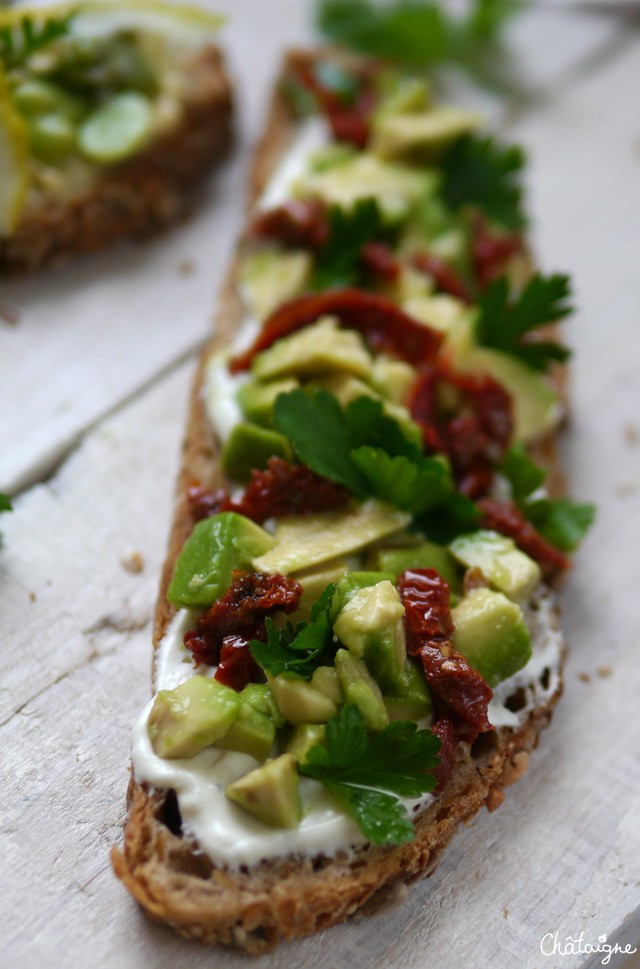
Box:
[112, 50, 568, 953]
[0, 46, 233, 276]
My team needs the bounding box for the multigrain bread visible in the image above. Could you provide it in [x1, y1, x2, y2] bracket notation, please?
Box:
[112, 49, 569, 953]
[0, 46, 233, 276]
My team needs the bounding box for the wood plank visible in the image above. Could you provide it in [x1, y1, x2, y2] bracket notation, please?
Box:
[0, 1, 625, 495]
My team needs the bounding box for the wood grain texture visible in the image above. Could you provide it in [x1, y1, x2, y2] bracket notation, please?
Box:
[1, 3, 640, 968]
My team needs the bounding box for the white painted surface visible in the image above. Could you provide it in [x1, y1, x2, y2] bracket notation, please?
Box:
[1, 3, 639, 968]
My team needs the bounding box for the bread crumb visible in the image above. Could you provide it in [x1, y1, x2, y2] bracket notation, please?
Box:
[596, 666, 612, 678]
[486, 786, 505, 812]
[615, 480, 639, 497]
[503, 907, 509, 919]
[578, 672, 591, 683]
[178, 260, 196, 276]
[501, 751, 529, 787]
[0, 301, 20, 326]
[29, 591, 37, 602]
[121, 551, 145, 574]
[623, 423, 638, 446]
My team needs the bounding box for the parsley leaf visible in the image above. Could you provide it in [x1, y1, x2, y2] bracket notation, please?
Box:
[475, 272, 573, 371]
[0, 11, 76, 68]
[499, 444, 595, 551]
[249, 583, 337, 678]
[300, 705, 441, 845]
[442, 134, 527, 229]
[0, 493, 12, 513]
[351, 447, 452, 514]
[311, 198, 386, 291]
[414, 490, 480, 544]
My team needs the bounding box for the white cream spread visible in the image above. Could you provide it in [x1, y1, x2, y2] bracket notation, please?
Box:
[257, 117, 328, 211]
[131, 584, 563, 869]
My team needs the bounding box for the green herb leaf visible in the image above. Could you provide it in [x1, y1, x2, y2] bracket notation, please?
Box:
[0, 493, 12, 513]
[351, 447, 452, 514]
[414, 490, 480, 544]
[311, 198, 386, 291]
[0, 11, 76, 68]
[344, 394, 417, 457]
[475, 272, 573, 370]
[525, 498, 595, 553]
[499, 444, 595, 551]
[301, 705, 440, 845]
[442, 134, 527, 229]
[249, 583, 337, 678]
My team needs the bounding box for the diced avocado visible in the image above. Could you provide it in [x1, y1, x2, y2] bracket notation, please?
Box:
[403, 294, 471, 336]
[452, 587, 532, 687]
[252, 500, 410, 575]
[295, 153, 430, 222]
[226, 753, 302, 829]
[310, 666, 343, 705]
[449, 530, 541, 602]
[371, 105, 481, 160]
[333, 581, 409, 695]
[240, 248, 312, 321]
[148, 677, 241, 759]
[399, 185, 470, 274]
[376, 77, 431, 116]
[384, 658, 433, 722]
[371, 541, 461, 592]
[240, 683, 285, 729]
[456, 346, 562, 443]
[294, 561, 349, 621]
[215, 702, 276, 761]
[268, 673, 338, 725]
[369, 357, 416, 405]
[168, 513, 274, 608]
[236, 377, 299, 427]
[286, 723, 327, 764]
[334, 649, 388, 732]
[331, 570, 397, 618]
[221, 422, 293, 482]
[252, 317, 372, 382]
[310, 373, 423, 448]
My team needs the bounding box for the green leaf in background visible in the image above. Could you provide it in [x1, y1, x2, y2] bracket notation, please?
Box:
[0, 11, 76, 68]
[0, 493, 12, 512]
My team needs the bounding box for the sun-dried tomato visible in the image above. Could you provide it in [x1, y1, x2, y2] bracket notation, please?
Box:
[187, 483, 230, 522]
[214, 633, 265, 691]
[472, 215, 523, 289]
[235, 457, 350, 523]
[360, 241, 401, 281]
[249, 199, 328, 250]
[478, 498, 571, 575]
[398, 568, 493, 743]
[184, 571, 302, 668]
[408, 367, 513, 498]
[431, 717, 457, 794]
[293, 63, 375, 148]
[230, 289, 443, 373]
[412, 252, 472, 303]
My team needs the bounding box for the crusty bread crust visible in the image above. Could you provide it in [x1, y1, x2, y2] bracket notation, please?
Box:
[112, 49, 567, 953]
[0, 46, 233, 276]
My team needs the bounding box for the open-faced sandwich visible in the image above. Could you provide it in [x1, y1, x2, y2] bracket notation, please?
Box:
[112, 49, 594, 952]
[0, 0, 232, 275]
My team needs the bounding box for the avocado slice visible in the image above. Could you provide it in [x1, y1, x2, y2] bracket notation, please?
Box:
[147, 677, 241, 760]
[252, 500, 410, 575]
[449, 530, 541, 602]
[371, 105, 481, 161]
[236, 377, 299, 427]
[221, 422, 293, 482]
[168, 512, 274, 608]
[226, 754, 302, 829]
[240, 248, 312, 321]
[371, 541, 461, 593]
[268, 673, 338, 725]
[286, 723, 327, 765]
[331, 570, 398, 618]
[293, 561, 349, 621]
[240, 683, 285, 729]
[215, 702, 276, 761]
[452, 587, 532, 687]
[333, 580, 409, 695]
[334, 649, 388, 732]
[384, 658, 433, 722]
[252, 317, 373, 383]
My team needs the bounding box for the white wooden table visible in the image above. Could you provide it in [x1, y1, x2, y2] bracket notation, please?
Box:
[2, 3, 639, 968]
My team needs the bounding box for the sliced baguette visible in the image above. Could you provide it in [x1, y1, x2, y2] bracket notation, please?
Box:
[112, 49, 567, 953]
[0, 46, 233, 276]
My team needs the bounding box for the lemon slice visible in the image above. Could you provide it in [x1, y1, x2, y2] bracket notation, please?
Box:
[0, 1, 225, 48]
[0, 69, 29, 238]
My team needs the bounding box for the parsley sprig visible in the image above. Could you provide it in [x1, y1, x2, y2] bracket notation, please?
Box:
[0, 11, 76, 68]
[442, 134, 527, 229]
[311, 198, 387, 290]
[475, 272, 573, 371]
[300, 705, 441, 845]
[500, 444, 595, 551]
[249, 584, 336, 678]
[273, 389, 469, 519]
